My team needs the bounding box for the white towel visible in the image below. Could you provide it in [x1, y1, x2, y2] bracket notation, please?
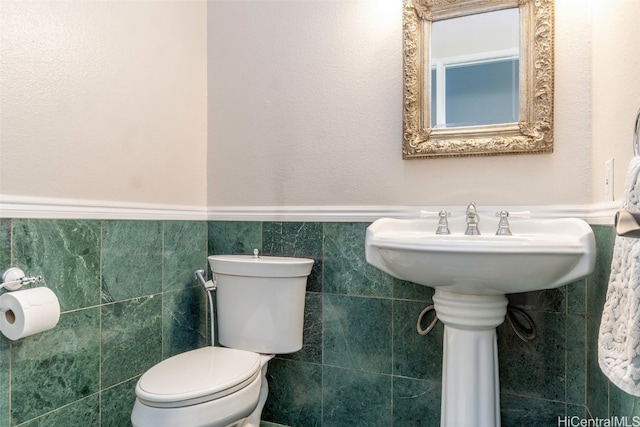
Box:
[599, 156, 640, 396]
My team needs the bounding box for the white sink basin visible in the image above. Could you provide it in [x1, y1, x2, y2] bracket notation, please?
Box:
[366, 212, 597, 427]
[365, 215, 596, 295]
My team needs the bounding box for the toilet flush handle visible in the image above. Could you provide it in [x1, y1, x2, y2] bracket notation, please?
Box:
[194, 269, 216, 291]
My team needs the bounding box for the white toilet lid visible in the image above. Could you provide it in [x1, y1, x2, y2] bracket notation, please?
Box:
[135, 346, 261, 408]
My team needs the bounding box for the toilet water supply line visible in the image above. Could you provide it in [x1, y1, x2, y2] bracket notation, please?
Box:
[416, 303, 537, 342]
[193, 250, 258, 345]
[194, 269, 217, 345]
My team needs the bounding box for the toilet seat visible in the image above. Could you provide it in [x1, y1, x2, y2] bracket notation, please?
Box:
[135, 346, 261, 408]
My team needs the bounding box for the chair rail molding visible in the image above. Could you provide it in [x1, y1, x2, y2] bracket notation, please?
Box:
[0, 194, 620, 225]
[0, 194, 208, 221]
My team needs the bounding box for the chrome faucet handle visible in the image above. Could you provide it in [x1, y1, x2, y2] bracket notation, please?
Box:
[465, 202, 480, 235]
[420, 210, 451, 234]
[495, 210, 512, 236]
[495, 210, 530, 236]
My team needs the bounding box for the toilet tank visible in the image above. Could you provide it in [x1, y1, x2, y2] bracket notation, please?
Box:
[208, 254, 313, 354]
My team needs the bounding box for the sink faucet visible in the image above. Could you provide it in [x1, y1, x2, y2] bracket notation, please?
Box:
[465, 202, 481, 235]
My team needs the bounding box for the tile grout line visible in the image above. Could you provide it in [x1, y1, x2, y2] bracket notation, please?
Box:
[8, 219, 13, 427]
[320, 222, 325, 426]
[98, 219, 103, 426]
[161, 222, 165, 360]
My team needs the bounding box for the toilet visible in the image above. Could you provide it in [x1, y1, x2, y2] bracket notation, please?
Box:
[131, 252, 313, 427]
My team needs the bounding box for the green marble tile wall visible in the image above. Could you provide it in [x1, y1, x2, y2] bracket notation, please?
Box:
[0, 219, 208, 427]
[209, 221, 638, 427]
[585, 226, 640, 422]
[0, 218, 635, 426]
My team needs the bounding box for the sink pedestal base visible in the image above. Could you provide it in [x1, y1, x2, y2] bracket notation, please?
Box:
[432, 289, 508, 427]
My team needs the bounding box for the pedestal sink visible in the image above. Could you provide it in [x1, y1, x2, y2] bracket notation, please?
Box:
[365, 213, 596, 427]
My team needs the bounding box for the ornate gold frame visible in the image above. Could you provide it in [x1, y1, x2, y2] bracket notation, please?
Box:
[402, 0, 554, 159]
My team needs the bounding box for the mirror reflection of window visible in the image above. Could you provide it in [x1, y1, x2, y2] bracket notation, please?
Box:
[431, 8, 519, 128]
[431, 68, 437, 127]
[444, 58, 519, 127]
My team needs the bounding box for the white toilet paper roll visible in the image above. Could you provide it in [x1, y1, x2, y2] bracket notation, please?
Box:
[0, 287, 60, 341]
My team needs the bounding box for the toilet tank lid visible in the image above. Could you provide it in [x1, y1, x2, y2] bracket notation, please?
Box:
[208, 254, 313, 277]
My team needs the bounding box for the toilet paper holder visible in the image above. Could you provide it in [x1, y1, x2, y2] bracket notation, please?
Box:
[1, 268, 43, 292]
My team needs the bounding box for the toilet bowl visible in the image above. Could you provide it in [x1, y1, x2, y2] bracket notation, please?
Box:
[131, 347, 272, 427]
[131, 252, 313, 427]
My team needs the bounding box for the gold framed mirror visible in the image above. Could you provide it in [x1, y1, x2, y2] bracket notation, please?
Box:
[402, 0, 554, 159]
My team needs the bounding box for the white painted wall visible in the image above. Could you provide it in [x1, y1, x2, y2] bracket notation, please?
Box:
[0, 1, 207, 207]
[591, 0, 640, 203]
[207, 0, 593, 208]
[2, 0, 638, 213]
